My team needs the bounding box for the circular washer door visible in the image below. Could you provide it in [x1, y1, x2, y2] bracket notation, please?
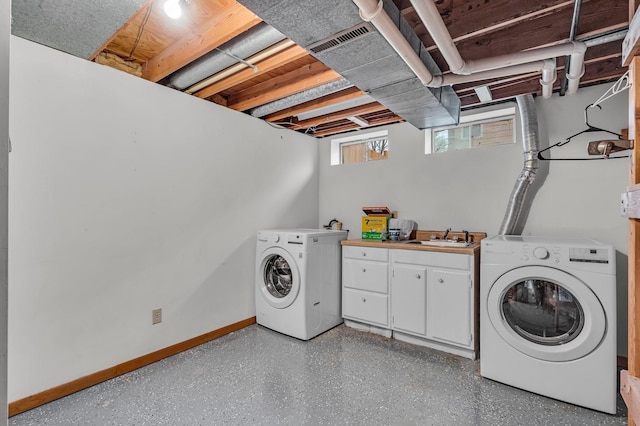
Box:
[487, 266, 606, 362]
[258, 246, 301, 309]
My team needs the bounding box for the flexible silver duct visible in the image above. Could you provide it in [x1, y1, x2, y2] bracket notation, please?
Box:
[498, 95, 541, 235]
[168, 22, 285, 90]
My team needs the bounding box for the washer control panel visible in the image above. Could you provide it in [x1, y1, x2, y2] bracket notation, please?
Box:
[569, 247, 610, 264]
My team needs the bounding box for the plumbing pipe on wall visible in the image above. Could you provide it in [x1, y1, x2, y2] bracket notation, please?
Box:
[498, 95, 541, 235]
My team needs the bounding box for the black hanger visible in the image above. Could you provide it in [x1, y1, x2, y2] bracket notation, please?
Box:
[537, 104, 626, 161]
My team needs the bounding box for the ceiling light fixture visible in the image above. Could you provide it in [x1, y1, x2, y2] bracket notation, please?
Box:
[164, 0, 182, 19]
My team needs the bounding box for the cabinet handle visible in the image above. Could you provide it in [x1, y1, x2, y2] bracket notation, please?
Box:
[361, 268, 366, 273]
[438, 278, 444, 283]
[362, 252, 367, 257]
[416, 274, 421, 279]
[361, 297, 366, 303]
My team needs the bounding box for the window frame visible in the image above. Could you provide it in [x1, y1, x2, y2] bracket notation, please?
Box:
[425, 106, 516, 154]
[331, 130, 389, 165]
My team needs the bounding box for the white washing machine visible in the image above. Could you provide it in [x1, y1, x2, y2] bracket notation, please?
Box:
[481, 235, 617, 414]
[256, 228, 347, 340]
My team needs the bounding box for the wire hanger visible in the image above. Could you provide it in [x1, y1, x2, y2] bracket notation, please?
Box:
[537, 104, 628, 161]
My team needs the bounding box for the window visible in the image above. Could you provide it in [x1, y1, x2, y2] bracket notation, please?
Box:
[331, 130, 389, 165]
[426, 107, 515, 154]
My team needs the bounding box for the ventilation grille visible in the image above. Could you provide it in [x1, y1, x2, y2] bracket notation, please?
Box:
[307, 23, 374, 54]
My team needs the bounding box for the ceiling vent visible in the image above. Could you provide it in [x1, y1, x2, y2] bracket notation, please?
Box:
[307, 23, 373, 55]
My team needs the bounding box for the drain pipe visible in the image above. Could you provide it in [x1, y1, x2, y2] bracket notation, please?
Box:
[498, 95, 540, 235]
[352, 0, 434, 85]
[408, 0, 586, 94]
[431, 59, 557, 98]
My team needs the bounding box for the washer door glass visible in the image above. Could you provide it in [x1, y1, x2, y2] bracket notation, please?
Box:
[264, 255, 293, 298]
[502, 279, 584, 346]
[487, 266, 606, 362]
[258, 247, 300, 309]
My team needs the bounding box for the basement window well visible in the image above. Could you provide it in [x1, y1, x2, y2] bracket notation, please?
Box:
[331, 130, 389, 165]
[425, 106, 515, 154]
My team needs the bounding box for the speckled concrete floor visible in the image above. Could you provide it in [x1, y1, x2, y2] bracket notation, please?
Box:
[10, 324, 627, 425]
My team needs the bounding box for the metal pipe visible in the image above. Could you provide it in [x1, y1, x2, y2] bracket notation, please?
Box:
[169, 22, 285, 90]
[249, 79, 353, 117]
[498, 95, 540, 235]
[560, 0, 582, 96]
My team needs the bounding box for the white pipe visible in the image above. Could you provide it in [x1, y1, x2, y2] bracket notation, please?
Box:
[408, 0, 586, 95]
[352, 0, 434, 85]
[540, 58, 557, 99]
[406, 0, 466, 74]
[464, 41, 585, 74]
[566, 46, 587, 95]
[431, 59, 555, 87]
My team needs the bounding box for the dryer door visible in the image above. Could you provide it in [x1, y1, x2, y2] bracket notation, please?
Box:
[487, 266, 606, 362]
[258, 247, 301, 309]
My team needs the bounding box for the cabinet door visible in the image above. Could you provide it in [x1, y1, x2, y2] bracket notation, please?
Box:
[391, 265, 428, 336]
[427, 269, 472, 348]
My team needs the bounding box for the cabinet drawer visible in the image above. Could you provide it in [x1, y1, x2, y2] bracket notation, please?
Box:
[343, 246, 388, 262]
[343, 289, 389, 327]
[392, 249, 470, 270]
[343, 258, 388, 293]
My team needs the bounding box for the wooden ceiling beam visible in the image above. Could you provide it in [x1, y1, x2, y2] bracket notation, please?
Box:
[264, 87, 366, 122]
[294, 102, 388, 129]
[142, 2, 262, 82]
[397, 0, 575, 46]
[227, 62, 342, 111]
[193, 45, 309, 99]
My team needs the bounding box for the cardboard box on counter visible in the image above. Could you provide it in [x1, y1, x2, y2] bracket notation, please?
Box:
[361, 206, 392, 240]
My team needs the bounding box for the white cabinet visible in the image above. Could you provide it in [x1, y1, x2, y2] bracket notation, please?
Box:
[390, 249, 477, 358]
[342, 246, 389, 327]
[341, 244, 479, 359]
[390, 264, 427, 335]
[426, 268, 473, 348]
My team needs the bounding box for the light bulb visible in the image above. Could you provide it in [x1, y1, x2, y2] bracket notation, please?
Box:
[164, 0, 182, 19]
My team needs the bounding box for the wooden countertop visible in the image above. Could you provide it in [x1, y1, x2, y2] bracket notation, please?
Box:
[342, 239, 480, 254]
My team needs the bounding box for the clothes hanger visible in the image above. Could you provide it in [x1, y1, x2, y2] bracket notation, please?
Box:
[537, 104, 629, 161]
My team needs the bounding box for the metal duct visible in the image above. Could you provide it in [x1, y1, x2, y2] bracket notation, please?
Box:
[168, 22, 285, 90]
[250, 79, 354, 118]
[498, 95, 541, 235]
[237, 0, 460, 129]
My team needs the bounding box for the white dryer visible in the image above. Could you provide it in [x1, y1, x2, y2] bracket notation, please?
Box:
[481, 235, 616, 414]
[256, 229, 347, 340]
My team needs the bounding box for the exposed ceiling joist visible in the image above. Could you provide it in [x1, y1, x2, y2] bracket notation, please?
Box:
[10, 0, 629, 138]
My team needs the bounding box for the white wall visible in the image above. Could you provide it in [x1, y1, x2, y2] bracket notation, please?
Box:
[8, 37, 319, 402]
[319, 83, 629, 355]
[0, 0, 9, 422]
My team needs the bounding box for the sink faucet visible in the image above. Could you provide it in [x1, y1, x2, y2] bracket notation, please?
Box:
[442, 228, 451, 240]
[463, 230, 470, 243]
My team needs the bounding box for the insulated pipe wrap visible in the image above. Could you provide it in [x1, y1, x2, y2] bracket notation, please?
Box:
[498, 95, 540, 235]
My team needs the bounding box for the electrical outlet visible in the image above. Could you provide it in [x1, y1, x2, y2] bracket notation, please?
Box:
[152, 308, 162, 325]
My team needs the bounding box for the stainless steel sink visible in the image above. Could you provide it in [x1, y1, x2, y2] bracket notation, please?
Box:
[404, 240, 471, 248]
